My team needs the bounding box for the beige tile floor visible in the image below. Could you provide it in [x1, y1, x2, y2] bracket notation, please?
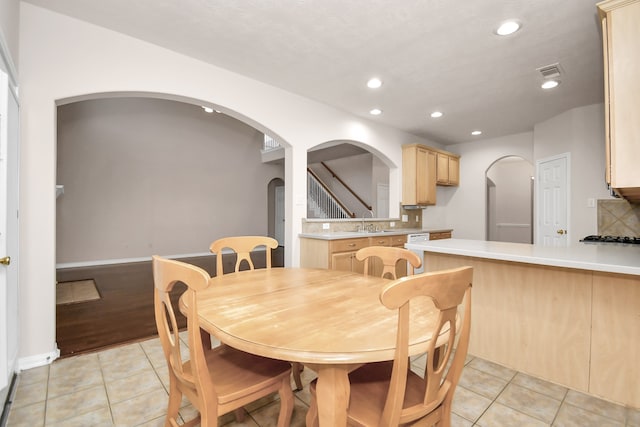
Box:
[6, 334, 640, 426]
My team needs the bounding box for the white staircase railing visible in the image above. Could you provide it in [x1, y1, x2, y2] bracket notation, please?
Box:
[307, 170, 352, 219]
[263, 135, 280, 151]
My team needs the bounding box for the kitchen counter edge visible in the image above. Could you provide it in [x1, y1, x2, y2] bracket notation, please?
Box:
[299, 228, 452, 240]
[405, 238, 640, 276]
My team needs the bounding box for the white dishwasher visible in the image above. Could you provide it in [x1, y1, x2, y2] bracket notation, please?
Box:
[407, 232, 430, 274]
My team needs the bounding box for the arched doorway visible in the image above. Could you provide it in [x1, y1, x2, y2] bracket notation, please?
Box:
[486, 156, 534, 243]
[268, 178, 285, 245]
[306, 141, 391, 219]
[54, 95, 287, 355]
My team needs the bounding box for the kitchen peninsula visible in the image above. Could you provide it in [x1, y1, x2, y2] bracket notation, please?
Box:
[405, 238, 640, 409]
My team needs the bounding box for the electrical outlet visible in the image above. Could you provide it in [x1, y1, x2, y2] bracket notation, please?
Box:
[402, 215, 408, 222]
[587, 198, 596, 208]
[389, 221, 395, 227]
[322, 223, 330, 230]
[415, 215, 419, 222]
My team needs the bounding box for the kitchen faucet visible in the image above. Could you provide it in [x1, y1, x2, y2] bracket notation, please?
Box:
[359, 210, 375, 232]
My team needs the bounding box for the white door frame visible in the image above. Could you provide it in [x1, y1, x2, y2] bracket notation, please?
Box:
[535, 153, 570, 246]
[275, 185, 285, 246]
[0, 68, 19, 404]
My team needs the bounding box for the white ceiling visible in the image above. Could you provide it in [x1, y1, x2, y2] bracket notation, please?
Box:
[24, 0, 605, 145]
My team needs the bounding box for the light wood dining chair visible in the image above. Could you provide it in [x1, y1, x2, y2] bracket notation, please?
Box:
[152, 255, 294, 427]
[209, 235, 278, 275]
[209, 235, 304, 391]
[306, 266, 473, 427]
[356, 245, 422, 279]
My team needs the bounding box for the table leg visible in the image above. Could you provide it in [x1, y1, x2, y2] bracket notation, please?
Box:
[308, 364, 350, 427]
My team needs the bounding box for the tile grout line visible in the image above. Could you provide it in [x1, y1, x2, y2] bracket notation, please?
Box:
[98, 349, 116, 426]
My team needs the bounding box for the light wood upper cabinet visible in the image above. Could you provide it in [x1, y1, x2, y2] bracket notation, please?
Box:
[403, 144, 460, 206]
[402, 144, 436, 206]
[436, 152, 460, 186]
[598, 0, 640, 201]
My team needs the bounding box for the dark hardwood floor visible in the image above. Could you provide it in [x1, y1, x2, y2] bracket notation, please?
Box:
[56, 248, 284, 357]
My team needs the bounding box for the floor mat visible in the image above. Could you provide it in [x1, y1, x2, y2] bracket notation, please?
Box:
[56, 279, 101, 305]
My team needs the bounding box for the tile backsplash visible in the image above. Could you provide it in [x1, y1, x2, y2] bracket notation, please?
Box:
[598, 199, 640, 236]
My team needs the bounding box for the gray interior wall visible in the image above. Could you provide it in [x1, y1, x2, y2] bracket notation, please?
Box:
[56, 97, 284, 264]
[533, 103, 613, 240]
[0, 0, 20, 71]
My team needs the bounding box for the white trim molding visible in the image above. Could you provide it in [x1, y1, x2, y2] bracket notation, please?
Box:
[17, 347, 60, 371]
[0, 27, 18, 89]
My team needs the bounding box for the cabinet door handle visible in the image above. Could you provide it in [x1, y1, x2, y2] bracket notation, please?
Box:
[348, 243, 356, 247]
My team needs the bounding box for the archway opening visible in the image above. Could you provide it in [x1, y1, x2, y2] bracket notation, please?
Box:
[486, 156, 534, 243]
[306, 141, 391, 219]
[55, 94, 286, 355]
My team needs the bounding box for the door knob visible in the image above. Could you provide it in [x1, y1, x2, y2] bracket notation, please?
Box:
[0, 256, 10, 265]
[556, 229, 566, 235]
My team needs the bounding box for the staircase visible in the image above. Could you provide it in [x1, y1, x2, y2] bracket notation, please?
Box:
[307, 170, 352, 218]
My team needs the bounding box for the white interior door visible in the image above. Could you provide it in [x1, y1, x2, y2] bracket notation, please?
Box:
[275, 185, 285, 246]
[536, 154, 569, 246]
[376, 183, 389, 218]
[0, 69, 19, 401]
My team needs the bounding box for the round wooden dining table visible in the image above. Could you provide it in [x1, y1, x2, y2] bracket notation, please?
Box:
[184, 267, 444, 427]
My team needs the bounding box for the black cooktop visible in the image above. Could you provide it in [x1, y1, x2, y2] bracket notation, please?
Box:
[581, 235, 640, 244]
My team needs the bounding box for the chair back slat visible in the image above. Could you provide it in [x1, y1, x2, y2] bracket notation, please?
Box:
[356, 246, 422, 279]
[210, 236, 278, 275]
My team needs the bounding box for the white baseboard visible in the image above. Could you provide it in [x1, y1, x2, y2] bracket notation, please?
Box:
[56, 252, 214, 269]
[17, 347, 60, 372]
[55, 249, 267, 269]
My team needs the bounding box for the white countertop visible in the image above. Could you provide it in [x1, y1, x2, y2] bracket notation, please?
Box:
[299, 228, 449, 240]
[405, 238, 640, 276]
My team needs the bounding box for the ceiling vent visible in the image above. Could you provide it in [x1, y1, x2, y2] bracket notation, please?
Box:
[536, 63, 562, 79]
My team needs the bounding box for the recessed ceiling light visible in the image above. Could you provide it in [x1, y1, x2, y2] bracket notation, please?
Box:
[496, 20, 521, 36]
[541, 79, 560, 89]
[367, 78, 383, 89]
[202, 106, 214, 113]
[471, 130, 482, 136]
[369, 108, 382, 115]
[430, 111, 443, 118]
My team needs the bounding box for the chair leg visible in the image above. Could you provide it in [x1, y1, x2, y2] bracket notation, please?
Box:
[292, 362, 304, 390]
[233, 408, 246, 422]
[200, 328, 212, 351]
[305, 387, 319, 427]
[277, 376, 295, 427]
[165, 379, 183, 426]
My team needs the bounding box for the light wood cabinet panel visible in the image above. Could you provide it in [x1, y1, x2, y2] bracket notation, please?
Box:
[448, 156, 460, 186]
[331, 251, 364, 273]
[598, 0, 640, 201]
[425, 253, 592, 393]
[436, 152, 449, 185]
[389, 235, 407, 247]
[329, 237, 369, 253]
[329, 237, 368, 273]
[300, 234, 410, 277]
[429, 231, 452, 240]
[300, 236, 368, 273]
[424, 251, 640, 409]
[590, 272, 640, 407]
[402, 144, 436, 206]
[436, 152, 460, 186]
